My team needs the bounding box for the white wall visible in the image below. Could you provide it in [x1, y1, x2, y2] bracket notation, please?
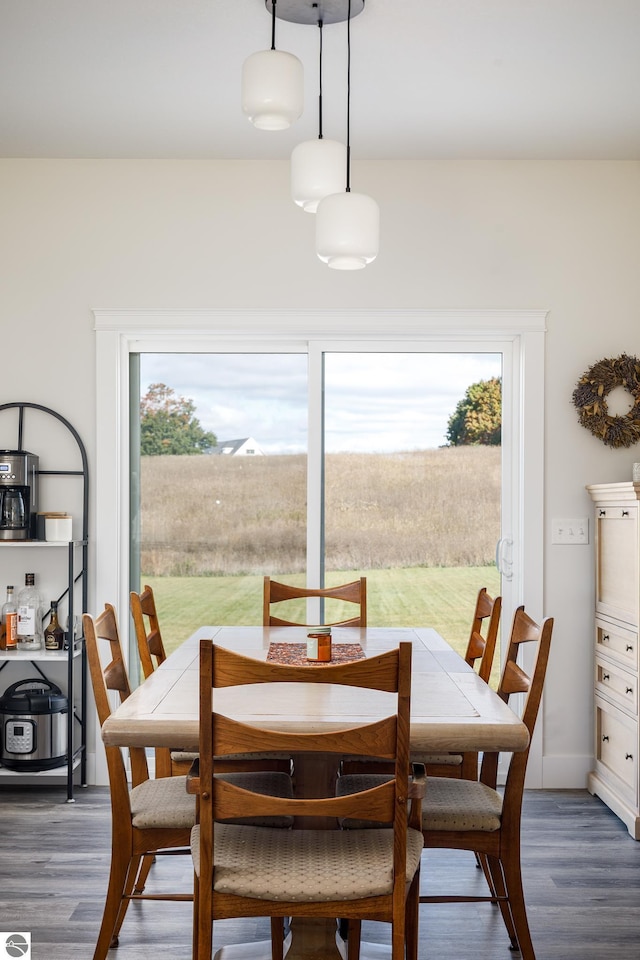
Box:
[1, 157, 639, 787]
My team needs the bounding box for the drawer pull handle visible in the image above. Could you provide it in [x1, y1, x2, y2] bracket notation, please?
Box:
[603, 673, 610, 681]
[599, 509, 606, 517]
[626, 644, 634, 652]
[602, 735, 609, 742]
[626, 753, 634, 761]
[602, 634, 610, 642]
[627, 687, 634, 694]
[622, 510, 630, 517]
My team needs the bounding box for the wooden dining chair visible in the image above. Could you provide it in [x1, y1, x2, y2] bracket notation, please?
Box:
[417, 586, 502, 780]
[130, 584, 166, 678]
[84, 604, 196, 960]
[342, 586, 501, 782]
[187, 639, 424, 960]
[463, 586, 502, 683]
[418, 606, 554, 960]
[87, 604, 295, 959]
[130, 585, 291, 778]
[130, 586, 184, 778]
[263, 575, 367, 627]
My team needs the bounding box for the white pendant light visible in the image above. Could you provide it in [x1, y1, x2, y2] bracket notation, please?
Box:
[292, 138, 347, 211]
[291, 18, 346, 212]
[315, 0, 379, 269]
[316, 191, 379, 269]
[241, 0, 303, 131]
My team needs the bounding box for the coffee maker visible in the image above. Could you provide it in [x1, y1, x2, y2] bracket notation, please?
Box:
[0, 451, 39, 540]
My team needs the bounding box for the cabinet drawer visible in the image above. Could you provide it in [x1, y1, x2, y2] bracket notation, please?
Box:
[595, 506, 639, 625]
[596, 697, 638, 794]
[596, 618, 638, 670]
[595, 656, 638, 715]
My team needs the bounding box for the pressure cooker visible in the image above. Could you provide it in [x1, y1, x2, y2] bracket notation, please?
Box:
[0, 678, 68, 771]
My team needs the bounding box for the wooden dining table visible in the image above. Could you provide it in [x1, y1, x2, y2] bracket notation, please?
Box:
[101, 625, 529, 960]
[102, 624, 528, 756]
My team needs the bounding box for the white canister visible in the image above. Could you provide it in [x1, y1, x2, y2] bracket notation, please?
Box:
[633, 463, 640, 482]
[44, 515, 73, 542]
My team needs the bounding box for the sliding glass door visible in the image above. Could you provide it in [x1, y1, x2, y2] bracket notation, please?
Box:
[132, 345, 503, 671]
[95, 307, 545, 786]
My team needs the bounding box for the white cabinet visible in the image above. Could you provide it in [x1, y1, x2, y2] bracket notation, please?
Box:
[0, 403, 88, 801]
[587, 482, 640, 839]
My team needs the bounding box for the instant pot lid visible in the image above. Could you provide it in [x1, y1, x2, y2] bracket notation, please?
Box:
[0, 679, 68, 714]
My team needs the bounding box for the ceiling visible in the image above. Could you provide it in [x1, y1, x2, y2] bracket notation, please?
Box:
[1, 0, 639, 161]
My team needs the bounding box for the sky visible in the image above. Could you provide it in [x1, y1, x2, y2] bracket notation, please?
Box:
[140, 351, 502, 454]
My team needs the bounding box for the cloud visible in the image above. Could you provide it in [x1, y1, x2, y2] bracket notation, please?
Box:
[141, 351, 501, 453]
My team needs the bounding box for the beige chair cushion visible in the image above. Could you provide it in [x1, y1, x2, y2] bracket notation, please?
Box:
[170, 750, 199, 763]
[422, 776, 502, 832]
[131, 775, 196, 829]
[191, 823, 423, 901]
[412, 753, 462, 767]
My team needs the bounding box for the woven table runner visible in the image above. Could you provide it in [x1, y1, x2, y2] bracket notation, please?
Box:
[267, 642, 365, 666]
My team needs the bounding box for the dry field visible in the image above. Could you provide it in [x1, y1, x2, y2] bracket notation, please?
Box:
[140, 445, 500, 577]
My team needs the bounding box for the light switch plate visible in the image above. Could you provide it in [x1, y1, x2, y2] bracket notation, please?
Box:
[551, 518, 589, 544]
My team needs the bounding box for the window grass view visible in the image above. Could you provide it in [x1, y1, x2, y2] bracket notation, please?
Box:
[136, 352, 502, 675]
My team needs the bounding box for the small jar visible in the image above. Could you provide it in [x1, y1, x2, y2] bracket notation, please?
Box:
[307, 626, 332, 662]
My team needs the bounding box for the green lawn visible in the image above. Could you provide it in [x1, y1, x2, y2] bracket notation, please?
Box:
[145, 565, 500, 671]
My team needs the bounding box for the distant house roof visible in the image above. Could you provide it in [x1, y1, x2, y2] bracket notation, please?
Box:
[207, 437, 264, 456]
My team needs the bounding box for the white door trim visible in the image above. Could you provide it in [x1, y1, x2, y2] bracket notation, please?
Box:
[92, 308, 547, 786]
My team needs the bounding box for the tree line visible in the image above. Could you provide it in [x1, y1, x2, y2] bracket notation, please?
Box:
[140, 378, 501, 455]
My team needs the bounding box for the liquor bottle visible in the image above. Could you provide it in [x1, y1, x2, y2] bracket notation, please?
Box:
[44, 600, 65, 652]
[16, 572, 44, 651]
[1, 585, 18, 651]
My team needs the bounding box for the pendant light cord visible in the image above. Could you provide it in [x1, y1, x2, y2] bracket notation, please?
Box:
[346, 0, 351, 192]
[271, 0, 277, 50]
[318, 18, 324, 139]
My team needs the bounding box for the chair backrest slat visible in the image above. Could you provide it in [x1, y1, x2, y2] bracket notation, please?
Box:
[263, 575, 367, 627]
[500, 659, 531, 696]
[213, 712, 398, 761]
[212, 774, 397, 824]
[212, 643, 397, 691]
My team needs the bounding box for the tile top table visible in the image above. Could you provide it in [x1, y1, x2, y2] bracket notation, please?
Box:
[101, 625, 529, 756]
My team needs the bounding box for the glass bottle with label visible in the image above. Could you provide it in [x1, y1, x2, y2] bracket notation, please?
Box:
[17, 573, 44, 651]
[1, 585, 18, 651]
[44, 599, 65, 652]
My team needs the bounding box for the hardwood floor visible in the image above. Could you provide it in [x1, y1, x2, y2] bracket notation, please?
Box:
[0, 786, 639, 959]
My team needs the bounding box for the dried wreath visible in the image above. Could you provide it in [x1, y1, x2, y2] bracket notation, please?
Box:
[572, 354, 640, 449]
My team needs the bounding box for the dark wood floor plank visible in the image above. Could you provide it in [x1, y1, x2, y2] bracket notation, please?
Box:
[1, 786, 640, 959]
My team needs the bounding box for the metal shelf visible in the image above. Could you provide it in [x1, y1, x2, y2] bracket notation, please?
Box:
[0, 403, 88, 800]
[0, 645, 83, 664]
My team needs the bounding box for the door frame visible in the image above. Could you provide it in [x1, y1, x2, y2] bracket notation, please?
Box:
[93, 308, 547, 785]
